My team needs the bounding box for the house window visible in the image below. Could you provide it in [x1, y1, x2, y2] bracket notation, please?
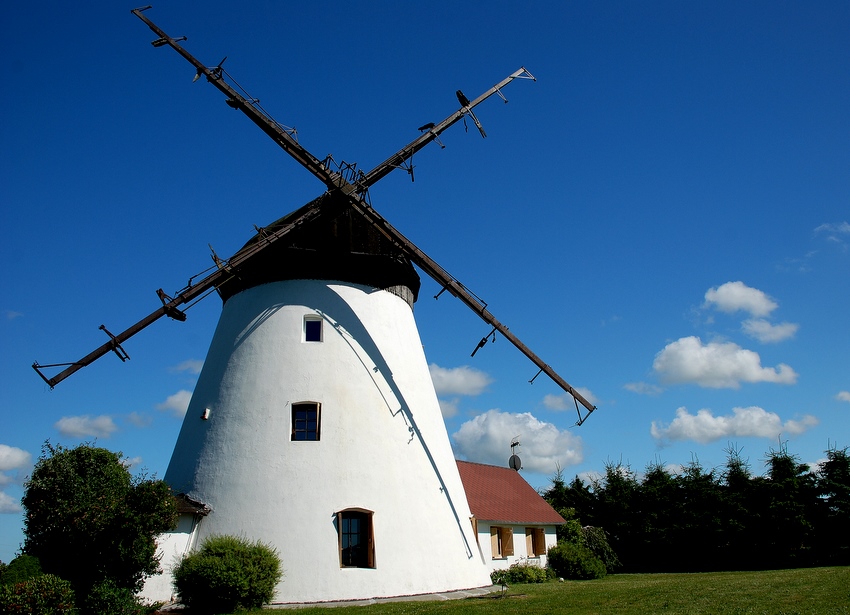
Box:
[304, 316, 322, 342]
[526, 527, 546, 557]
[490, 526, 514, 559]
[291, 402, 321, 441]
[337, 509, 375, 568]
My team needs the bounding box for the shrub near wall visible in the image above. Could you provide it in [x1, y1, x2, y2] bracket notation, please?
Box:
[491, 560, 550, 584]
[173, 535, 282, 613]
[547, 541, 607, 580]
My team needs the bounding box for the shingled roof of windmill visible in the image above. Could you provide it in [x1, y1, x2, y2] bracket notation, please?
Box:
[456, 460, 565, 525]
[217, 193, 421, 303]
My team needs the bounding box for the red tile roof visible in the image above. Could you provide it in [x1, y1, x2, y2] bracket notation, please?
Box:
[456, 460, 565, 525]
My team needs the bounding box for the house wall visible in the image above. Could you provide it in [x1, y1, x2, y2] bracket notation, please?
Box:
[149, 280, 491, 604]
[477, 522, 559, 574]
[140, 513, 201, 603]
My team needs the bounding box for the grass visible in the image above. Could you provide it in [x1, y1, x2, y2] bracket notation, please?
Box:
[238, 567, 850, 615]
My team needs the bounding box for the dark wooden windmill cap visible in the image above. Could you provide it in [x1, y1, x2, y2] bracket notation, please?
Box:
[217, 192, 421, 305]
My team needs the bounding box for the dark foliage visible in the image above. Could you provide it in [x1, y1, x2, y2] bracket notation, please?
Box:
[173, 534, 283, 613]
[542, 442, 850, 573]
[0, 574, 77, 614]
[490, 561, 550, 584]
[82, 579, 157, 615]
[0, 555, 43, 586]
[547, 541, 607, 580]
[21, 442, 177, 604]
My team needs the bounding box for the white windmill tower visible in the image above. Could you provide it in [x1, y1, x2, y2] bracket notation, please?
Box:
[33, 8, 596, 604]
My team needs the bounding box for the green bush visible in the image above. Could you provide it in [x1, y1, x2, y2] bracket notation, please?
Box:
[0, 573, 77, 614]
[1, 555, 43, 586]
[581, 526, 621, 573]
[173, 534, 282, 613]
[81, 579, 158, 615]
[547, 541, 607, 580]
[490, 560, 550, 584]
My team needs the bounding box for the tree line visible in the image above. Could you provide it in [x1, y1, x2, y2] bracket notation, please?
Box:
[542, 443, 850, 572]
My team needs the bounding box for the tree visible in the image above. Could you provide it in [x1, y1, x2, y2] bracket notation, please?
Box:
[814, 444, 850, 563]
[637, 460, 678, 571]
[592, 461, 639, 569]
[22, 442, 177, 598]
[719, 444, 759, 567]
[755, 442, 817, 567]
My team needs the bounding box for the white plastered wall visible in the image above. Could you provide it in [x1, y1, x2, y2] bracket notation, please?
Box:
[148, 280, 490, 604]
[477, 522, 559, 573]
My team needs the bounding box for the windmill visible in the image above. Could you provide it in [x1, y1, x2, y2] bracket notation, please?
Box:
[33, 7, 596, 604]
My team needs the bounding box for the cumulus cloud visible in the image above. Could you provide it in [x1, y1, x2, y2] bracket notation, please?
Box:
[0, 445, 31, 472]
[429, 364, 493, 396]
[653, 336, 797, 389]
[55, 415, 118, 438]
[0, 491, 21, 514]
[742, 318, 799, 343]
[122, 456, 143, 469]
[171, 359, 204, 375]
[543, 388, 598, 411]
[0, 445, 31, 514]
[156, 390, 193, 417]
[452, 409, 583, 473]
[836, 391, 850, 403]
[126, 412, 153, 428]
[438, 398, 460, 419]
[704, 281, 778, 317]
[651, 406, 819, 444]
[624, 382, 663, 396]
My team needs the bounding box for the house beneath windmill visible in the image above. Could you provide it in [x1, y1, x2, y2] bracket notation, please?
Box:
[456, 460, 564, 572]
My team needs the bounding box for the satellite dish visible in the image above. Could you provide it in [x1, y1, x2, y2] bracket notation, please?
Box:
[509, 454, 522, 471]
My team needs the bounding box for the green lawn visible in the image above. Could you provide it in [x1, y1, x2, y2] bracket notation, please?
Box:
[244, 567, 850, 614]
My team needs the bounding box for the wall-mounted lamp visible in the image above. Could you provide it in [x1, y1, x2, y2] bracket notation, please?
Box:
[201, 408, 211, 420]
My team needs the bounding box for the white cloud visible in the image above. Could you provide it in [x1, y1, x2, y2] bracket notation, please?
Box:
[126, 412, 153, 428]
[653, 336, 797, 389]
[438, 398, 460, 419]
[815, 221, 850, 240]
[122, 456, 143, 469]
[429, 364, 492, 397]
[0, 445, 31, 472]
[704, 281, 778, 317]
[55, 415, 118, 438]
[543, 388, 598, 411]
[742, 318, 799, 343]
[624, 382, 663, 396]
[5, 310, 23, 320]
[171, 359, 204, 375]
[836, 391, 850, 403]
[156, 390, 193, 417]
[452, 409, 583, 473]
[0, 491, 21, 514]
[651, 406, 818, 444]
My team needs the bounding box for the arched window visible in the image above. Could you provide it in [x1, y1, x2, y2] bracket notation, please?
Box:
[337, 508, 375, 568]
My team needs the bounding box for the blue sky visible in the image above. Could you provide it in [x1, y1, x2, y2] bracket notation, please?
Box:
[1, 1, 848, 563]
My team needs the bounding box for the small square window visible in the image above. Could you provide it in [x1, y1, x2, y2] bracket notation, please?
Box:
[291, 402, 321, 441]
[305, 317, 322, 342]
